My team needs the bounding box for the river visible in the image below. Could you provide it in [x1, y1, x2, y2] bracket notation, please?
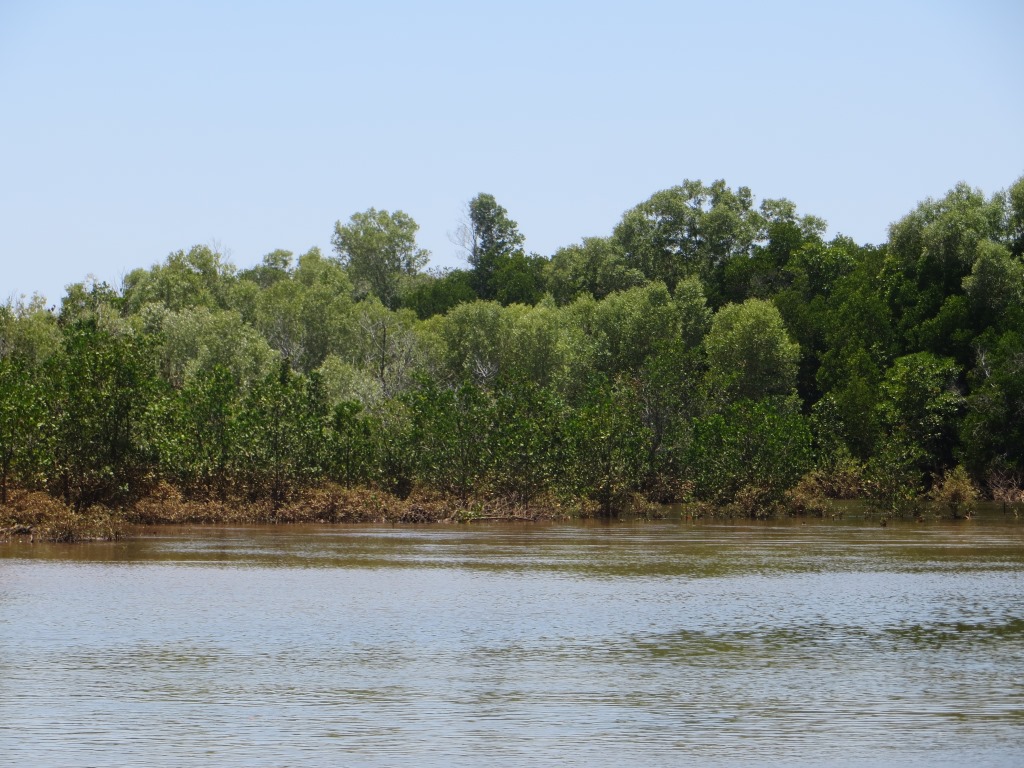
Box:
[2, 512, 1023, 767]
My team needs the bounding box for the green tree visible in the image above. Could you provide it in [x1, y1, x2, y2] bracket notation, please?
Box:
[1004, 175, 1024, 258]
[317, 355, 384, 409]
[0, 299, 59, 501]
[574, 282, 680, 375]
[49, 320, 163, 507]
[876, 352, 963, 476]
[122, 244, 235, 314]
[400, 268, 477, 319]
[59, 278, 124, 326]
[545, 237, 646, 305]
[705, 298, 800, 404]
[488, 380, 565, 505]
[687, 398, 812, 508]
[864, 437, 925, 517]
[255, 278, 307, 364]
[332, 208, 429, 308]
[426, 299, 575, 389]
[293, 249, 357, 371]
[492, 251, 546, 306]
[145, 364, 240, 498]
[962, 240, 1024, 332]
[427, 300, 509, 385]
[0, 357, 50, 502]
[634, 342, 704, 501]
[501, 299, 574, 388]
[613, 180, 764, 295]
[959, 330, 1024, 477]
[324, 400, 376, 488]
[458, 193, 526, 299]
[812, 246, 896, 458]
[1, 295, 62, 366]
[154, 306, 278, 388]
[718, 197, 826, 304]
[405, 378, 493, 499]
[367, 398, 416, 497]
[231, 361, 325, 506]
[564, 378, 651, 515]
[771, 237, 862, 403]
[238, 249, 294, 289]
[884, 182, 1006, 343]
[673, 275, 714, 348]
[350, 298, 420, 398]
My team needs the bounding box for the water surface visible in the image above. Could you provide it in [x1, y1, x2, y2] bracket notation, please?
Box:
[2, 514, 1023, 767]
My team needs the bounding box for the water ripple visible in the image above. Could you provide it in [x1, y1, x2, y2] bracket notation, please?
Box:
[3, 518, 1023, 767]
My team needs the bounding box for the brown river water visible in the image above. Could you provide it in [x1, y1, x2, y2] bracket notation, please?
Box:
[2, 510, 1023, 767]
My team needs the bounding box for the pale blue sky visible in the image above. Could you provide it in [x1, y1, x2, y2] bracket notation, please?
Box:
[2, 0, 1022, 305]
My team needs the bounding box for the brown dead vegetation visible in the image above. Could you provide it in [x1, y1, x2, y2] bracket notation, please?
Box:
[988, 467, 1024, 504]
[1, 483, 574, 542]
[0, 489, 127, 542]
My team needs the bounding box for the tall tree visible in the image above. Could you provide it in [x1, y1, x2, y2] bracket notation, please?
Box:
[122, 244, 236, 314]
[884, 182, 1006, 343]
[545, 237, 645, 305]
[613, 179, 764, 297]
[458, 193, 526, 299]
[332, 208, 428, 308]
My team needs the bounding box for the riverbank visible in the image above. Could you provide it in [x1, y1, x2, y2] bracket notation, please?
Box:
[3, 482, 1020, 543]
[0, 484, 587, 543]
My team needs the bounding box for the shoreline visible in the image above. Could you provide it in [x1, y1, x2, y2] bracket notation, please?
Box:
[0, 484, 579, 543]
[2, 484, 1020, 543]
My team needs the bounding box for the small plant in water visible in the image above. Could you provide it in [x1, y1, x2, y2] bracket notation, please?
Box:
[930, 465, 979, 520]
[865, 439, 924, 519]
[784, 473, 833, 517]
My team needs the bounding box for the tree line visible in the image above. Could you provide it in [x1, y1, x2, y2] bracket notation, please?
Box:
[2, 177, 1023, 519]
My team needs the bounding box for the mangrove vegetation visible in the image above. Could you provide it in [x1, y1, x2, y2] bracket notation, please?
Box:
[3, 177, 1024, 539]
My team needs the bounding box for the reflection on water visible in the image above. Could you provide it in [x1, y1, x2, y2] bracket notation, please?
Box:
[2, 514, 1023, 767]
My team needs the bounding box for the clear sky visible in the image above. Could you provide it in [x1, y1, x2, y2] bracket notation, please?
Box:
[2, 0, 1022, 305]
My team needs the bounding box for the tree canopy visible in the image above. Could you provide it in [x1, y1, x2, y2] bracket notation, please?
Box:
[332, 208, 428, 309]
[4, 174, 1024, 522]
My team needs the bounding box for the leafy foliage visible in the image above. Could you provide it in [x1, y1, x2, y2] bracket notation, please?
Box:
[6, 175, 1024, 518]
[332, 208, 428, 308]
[705, 299, 800, 404]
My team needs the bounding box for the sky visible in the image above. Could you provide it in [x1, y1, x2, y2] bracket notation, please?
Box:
[2, 0, 1022, 305]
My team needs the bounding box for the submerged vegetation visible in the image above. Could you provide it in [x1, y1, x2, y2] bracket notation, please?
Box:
[3, 178, 1023, 540]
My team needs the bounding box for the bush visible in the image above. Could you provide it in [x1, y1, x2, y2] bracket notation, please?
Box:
[0, 490, 125, 542]
[810, 448, 865, 498]
[988, 465, 1024, 503]
[865, 439, 924, 517]
[687, 398, 812, 507]
[930, 465, 979, 519]
[728, 484, 784, 519]
[784, 473, 834, 517]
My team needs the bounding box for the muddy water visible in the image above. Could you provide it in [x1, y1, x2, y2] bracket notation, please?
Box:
[2, 514, 1023, 767]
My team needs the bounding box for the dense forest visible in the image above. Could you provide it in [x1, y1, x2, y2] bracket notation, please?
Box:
[2, 177, 1023, 536]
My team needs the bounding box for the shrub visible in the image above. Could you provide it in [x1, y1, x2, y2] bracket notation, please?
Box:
[784, 473, 834, 517]
[865, 439, 924, 517]
[930, 465, 980, 519]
